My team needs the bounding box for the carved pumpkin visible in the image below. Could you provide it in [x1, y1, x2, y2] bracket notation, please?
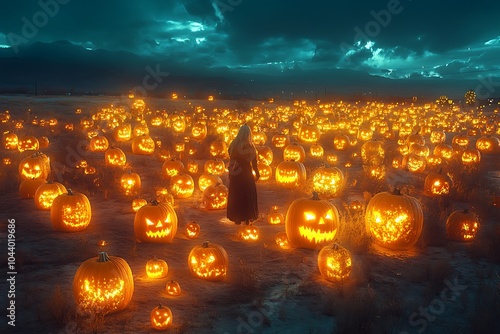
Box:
[202, 183, 228, 210]
[104, 147, 126, 166]
[191, 121, 207, 141]
[2, 132, 18, 150]
[112, 123, 132, 142]
[134, 201, 178, 243]
[365, 189, 423, 250]
[285, 192, 339, 249]
[256, 146, 273, 166]
[275, 160, 307, 188]
[475, 135, 499, 154]
[19, 151, 50, 180]
[187, 160, 199, 174]
[430, 130, 446, 144]
[166, 280, 181, 296]
[403, 153, 427, 173]
[186, 221, 201, 239]
[204, 159, 225, 176]
[73, 252, 134, 314]
[446, 209, 479, 241]
[275, 232, 290, 248]
[169, 173, 195, 198]
[162, 159, 184, 178]
[271, 134, 289, 148]
[333, 134, 350, 151]
[424, 169, 453, 196]
[209, 138, 228, 158]
[50, 189, 92, 232]
[433, 143, 454, 160]
[451, 134, 470, 149]
[150, 304, 173, 330]
[131, 135, 155, 155]
[89, 135, 109, 152]
[309, 144, 324, 158]
[146, 258, 168, 279]
[155, 187, 175, 206]
[198, 173, 223, 192]
[17, 136, 39, 152]
[283, 143, 306, 162]
[267, 205, 284, 225]
[312, 165, 344, 197]
[256, 162, 272, 181]
[298, 124, 321, 143]
[34, 181, 67, 210]
[252, 131, 267, 145]
[188, 241, 228, 281]
[318, 244, 352, 282]
[361, 140, 385, 166]
[132, 198, 148, 213]
[461, 148, 481, 166]
[238, 223, 260, 242]
[19, 178, 46, 199]
[120, 171, 141, 196]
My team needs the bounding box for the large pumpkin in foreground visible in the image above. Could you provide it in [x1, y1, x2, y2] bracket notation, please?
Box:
[365, 189, 423, 250]
[285, 192, 339, 249]
[73, 252, 134, 314]
[50, 189, 91, 232]
[188, 241, 228, 281]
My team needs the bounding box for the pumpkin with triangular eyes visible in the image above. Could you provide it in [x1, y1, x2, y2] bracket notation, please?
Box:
[285, 193, 339, 249]
[134, 201, 178, 243]
[150, 304, 173, 330]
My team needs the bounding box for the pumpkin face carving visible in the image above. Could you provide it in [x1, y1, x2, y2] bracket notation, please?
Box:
[166, 280, 181, 296]
[150, 304, 172, 330]
[446, 209, 479, 241]
[424, 170, 453, 196]
[202, 183, 228, 210]
[312, 165, 344, 197]
[146, 258, 168, 279]
[19, 151, 51, 180]
[285, 193, 339, 249]
[134, 201, 178, 243]
[34, 181, 67, 210]
[275, 160, 306, 188]
[188, 241, 228, 281]
[238, 224, 260, 242]
[185, 221, 201, 239]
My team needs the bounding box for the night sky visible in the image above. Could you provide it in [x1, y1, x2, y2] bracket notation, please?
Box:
[1, 0, 499, 98]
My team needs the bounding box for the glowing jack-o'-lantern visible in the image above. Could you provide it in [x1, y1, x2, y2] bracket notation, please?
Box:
[198, 173, 223, 192]
[2, 132, 18, 150]
[275, 160, 307, 188]
[170, 173, 195, 198]
[187, 160, 199, 174]
[424, 169, 453, 196]
[283, 143, 306, 162]
[146, 258, 168, 279]
[112, 123, 132, 142]
[34, 181, 67, 210]
[209, 138, 228, 158]
[186, 221, 201, 239]
[446, 209, 479, 241]
[151, 304, 173, 330]
[475, 136, 499, 154]
[120, 171, 141, 196]
[433, 143, 454, 160]
[73, 252, 134, 314]
[188, 241, 228, 281]
[104, 147, 126, 166]
[256, 146, 273, 166]
[162, 159, 184, 178]
[132, 198, 148, 212]
[133, 123, 149, 137]
[191, 121, 207, 141]
[275, 232, 290, 248]
[268, 205, 284, 224]
[202, 183, 228, 210]
[19, 151, 51, 180]
[155, 188, 175, 206]
[403, 153, 427, 173]
[256, 162, 272, 181]
[204, 159, 225, 176]
[333, 134, 351, 151]
[50, 189, 92, 232]
[430, 130, 446, 144]
[238, 224, 260, 242]
[17, 136, 39, 152]
[131, 135, 155, 155]
[134, 201, 178, 243]
[285, 192, 339, 249]
[361, 140, 385, 166]
[166, 280, 181, 296]
[451, 134, 470, 149]
[252, 131, 267, 145]
[271, 134, 289, 148]
[19, 178, 46, 199]
[312, 165, 345, 197]
[318, 244, 352, 282]
[89, 135, 109, 152]
[365, 189, 423, 250]
[298, 124, 321, 143]
[309, 144, 324, 158]
[461, 148, 481, 166]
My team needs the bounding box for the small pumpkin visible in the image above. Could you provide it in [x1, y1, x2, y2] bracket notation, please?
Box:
[237, 223, 260, 242]
[150, 304, 173, 330]
[317, 244, 352, 282]
[134, 201, 178, 243]
[188, 241, 228, 281]
[50, 189, 91, 232]
[34, 180, 67, 210]
[166, 280, 181, 296]
[146, 257, 169, 279]
[185, 221, 201, 239]
[446, 209, 479, 241]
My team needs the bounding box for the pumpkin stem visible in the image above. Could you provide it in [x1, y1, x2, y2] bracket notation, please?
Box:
[67, 188, 74, 196]
[158, 303, 163, 309]
[333, 243, 339, 250]
[97, 252, 110, 263]
[311, 192, 320, 200]
[151, 199, 159, 206]
[393, 188, 402, 196]
[202, 241, 209, 248]
[463, 209, 469, 214]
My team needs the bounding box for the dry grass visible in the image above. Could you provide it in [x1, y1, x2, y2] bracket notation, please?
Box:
[46, 285, 75, 326]
[230, 257, 262, 304]
[469, 284, 500, 333]
[335, 200, 373, 255]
